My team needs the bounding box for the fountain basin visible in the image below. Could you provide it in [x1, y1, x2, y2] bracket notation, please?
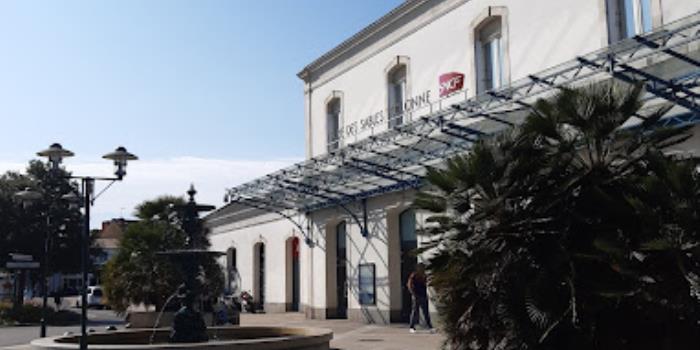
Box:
[127, 311, 234, 328]
[30, 326, 333, 350]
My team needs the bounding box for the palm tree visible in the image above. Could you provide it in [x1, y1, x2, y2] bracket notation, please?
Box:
[416, 82, 700, 350]
[102, 196, 224, 314]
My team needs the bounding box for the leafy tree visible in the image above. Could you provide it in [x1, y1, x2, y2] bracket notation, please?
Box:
[0, 160, 84, 305]
[102, 196, 224, 313]
[416, 82, 700, 350]
[102, 220, 184, 312]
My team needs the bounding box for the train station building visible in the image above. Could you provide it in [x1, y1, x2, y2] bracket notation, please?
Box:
[206, 0, 700, 324]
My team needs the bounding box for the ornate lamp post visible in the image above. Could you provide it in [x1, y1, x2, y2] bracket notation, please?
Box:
[35, 143, 137, 350]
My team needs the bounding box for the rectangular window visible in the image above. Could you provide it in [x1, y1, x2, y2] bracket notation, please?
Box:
[482, 36, 503, 91]
[358, 263, 376, 305]
[640, 0, 652, 33]
[611, 0, 653, 41]
[476, 18, 504, 94]
[392, 82, 405, 114]
[326, 99, 340, 152]
[623, 0, 637, 37]
[388, 66, 407, 128]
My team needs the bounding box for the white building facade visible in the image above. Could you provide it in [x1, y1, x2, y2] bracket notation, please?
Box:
[207, 0, 700, 324]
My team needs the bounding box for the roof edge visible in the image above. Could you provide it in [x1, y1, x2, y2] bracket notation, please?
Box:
[296, 0, 428, 81]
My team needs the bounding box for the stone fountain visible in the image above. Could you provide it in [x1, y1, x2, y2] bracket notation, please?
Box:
[31, 185, 332, 350]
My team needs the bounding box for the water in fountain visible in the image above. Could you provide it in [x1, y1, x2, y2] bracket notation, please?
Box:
[148, 289, 180, 344]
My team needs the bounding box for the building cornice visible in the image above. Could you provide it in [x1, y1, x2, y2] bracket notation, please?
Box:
[296, 0, 429, 81]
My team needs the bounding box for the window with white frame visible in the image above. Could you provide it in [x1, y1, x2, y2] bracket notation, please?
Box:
[387, 65, 407, 128]
[608, 0, 653, 42]
[476, 17, 504, 94]
[326, 98, 341, 152]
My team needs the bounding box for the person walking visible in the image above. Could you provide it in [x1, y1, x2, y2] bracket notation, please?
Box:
[53, 291, 62, 311]
[407, 263, 434, 333]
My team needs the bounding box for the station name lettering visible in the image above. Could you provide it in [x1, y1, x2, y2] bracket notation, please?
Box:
[338, 90, 432, 140]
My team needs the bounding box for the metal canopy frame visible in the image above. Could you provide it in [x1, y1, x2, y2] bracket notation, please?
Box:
[221, 12, 700, 242]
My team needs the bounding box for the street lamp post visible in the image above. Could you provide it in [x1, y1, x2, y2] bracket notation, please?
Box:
[35, 143, 137, 350]
[13, 187, 47, 337]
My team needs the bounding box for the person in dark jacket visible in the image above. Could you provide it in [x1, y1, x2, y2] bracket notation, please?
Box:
[407, 263, 435, 333]
[53, 292, 62, 311]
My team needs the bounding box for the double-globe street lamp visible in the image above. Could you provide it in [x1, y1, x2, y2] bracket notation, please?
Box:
[16, 143, 137, 350]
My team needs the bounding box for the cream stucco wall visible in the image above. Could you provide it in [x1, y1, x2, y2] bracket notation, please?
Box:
[303, 0, 700, 158]
[291, 190, 437, 322]
[209, 0, 700, 324]
[208, 211, 304, 313]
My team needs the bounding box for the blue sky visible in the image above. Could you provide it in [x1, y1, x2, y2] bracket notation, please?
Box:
[0, 0, 402, 225]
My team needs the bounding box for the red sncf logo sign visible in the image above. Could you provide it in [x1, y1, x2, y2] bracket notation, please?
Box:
[439, 72, 465, 97]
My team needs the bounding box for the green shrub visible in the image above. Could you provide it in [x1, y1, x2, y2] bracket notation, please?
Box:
[0, 303, 43, 324]
[0, 301, 80, 325]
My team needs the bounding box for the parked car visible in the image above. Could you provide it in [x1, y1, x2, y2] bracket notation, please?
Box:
[76, 286, 106, 309]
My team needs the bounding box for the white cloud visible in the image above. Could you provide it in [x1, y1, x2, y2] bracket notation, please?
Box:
[0, 156, 299, 228]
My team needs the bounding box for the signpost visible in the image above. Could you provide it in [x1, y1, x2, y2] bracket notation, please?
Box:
[7, 254, 39, 269]
[5, 254, 41, 321]
[6, 261, 40, 269]
[9, 253, 33, 262]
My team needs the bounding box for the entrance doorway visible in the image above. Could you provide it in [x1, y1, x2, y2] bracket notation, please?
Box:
[336, 222, 348, 318]
[253, 242, 265, 310]
[399, 209, 417, 322]
[286, 237, 300, 311]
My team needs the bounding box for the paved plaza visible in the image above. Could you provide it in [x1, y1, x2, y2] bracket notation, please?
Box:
[0, 311, 443, 350]
[0, 308, 123, 349]
[242, 313, 443, 350]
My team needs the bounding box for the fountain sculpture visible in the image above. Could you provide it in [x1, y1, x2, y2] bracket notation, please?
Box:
[157, 184, 221, 343]
[31, 185, 333, 350]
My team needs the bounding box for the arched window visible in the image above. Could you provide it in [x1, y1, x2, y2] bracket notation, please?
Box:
[476, 17, 504, 93]
[387, 65, 407, 128]
[327, 98, 341, 152]
[607, 0, 653, 42]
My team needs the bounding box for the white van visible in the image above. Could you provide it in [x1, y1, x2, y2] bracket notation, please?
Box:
[76, 286, 105, 308]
